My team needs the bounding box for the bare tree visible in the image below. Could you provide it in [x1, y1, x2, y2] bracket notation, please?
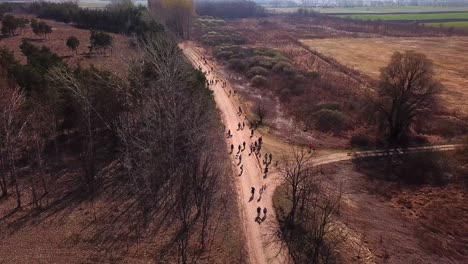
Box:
[48, 66, 115, 194]
[0, 83, 27, 208]
[376, 51, 441, 148]
[118, 34, 226, 263]
[275, 148, 345, 263]
[149, 0, 194, 39]
[279, 148, 313, 227]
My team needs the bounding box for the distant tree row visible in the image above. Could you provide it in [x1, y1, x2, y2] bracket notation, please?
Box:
[20, 2, 163, 35]
[195, 1, 266, 19]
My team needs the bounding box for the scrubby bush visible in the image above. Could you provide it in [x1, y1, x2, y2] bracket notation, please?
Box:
[431, 118, 467, 138]
[251, 75, 268, 87]
[315, 102, 341, 111]
[248, 66, 269, 77]
[249, 55, 274, 69]
[228, 58, 247, 72]
[272, 61, 293, 73]
[314, 109, 350, 134]
[293, 74, 306, 82]
[306, 71, 320, 79]
[350, 134, 371, 148]
[215, 51, 233, 60]
[397, 152, 451, 186]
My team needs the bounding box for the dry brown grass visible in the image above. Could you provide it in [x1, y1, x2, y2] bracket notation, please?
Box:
[301, 37, 468, 116]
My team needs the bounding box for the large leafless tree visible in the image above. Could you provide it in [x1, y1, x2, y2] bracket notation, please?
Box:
[376, 51, 441, 148]
[0, 82, 27, 208]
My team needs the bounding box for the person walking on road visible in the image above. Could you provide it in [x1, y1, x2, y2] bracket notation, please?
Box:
[257, 207, 261, 217]
[251, 187, 255, 197]
[250, 129, 254, 138]
[237, 144, 241, 154]
[263, 207, 267, 218]
[230, 144, 234, 154]
[242, 141, 246, 151]
[269, 153, 273, 164]
[238, 154, 242, 165]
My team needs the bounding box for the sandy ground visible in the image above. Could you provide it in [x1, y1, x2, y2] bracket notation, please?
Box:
[180, 41, 460, 264]
[301, 37, 468, 116]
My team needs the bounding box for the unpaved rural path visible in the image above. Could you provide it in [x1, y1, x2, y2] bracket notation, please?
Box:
[181, 42, 286, 264]
[180, 41, 460, 264]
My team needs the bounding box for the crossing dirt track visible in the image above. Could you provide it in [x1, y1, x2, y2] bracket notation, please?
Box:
[180, 41, 460, 264]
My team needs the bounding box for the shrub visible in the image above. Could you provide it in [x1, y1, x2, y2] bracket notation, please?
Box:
[228, 58, 247, 72]
[249, 55, 274, 69]
[293, 74, 306, 82]
[248, 66, 269, 77]
[282, 66, 296, 76]
[315, 102, 341, 111]
[306, 71, 320, 79]
[251, 75, 268, 87]
[396, 152, 450, 186]
[431, 118, 467, 138]
[350, 134, 371, 148]
[272, 61, 293, 73]
[314, 109, 350, 134]
[215, 51, 233, 60]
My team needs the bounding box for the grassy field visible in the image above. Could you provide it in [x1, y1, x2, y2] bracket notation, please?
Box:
[301, 37, 468, 115]
[336, 12, 468, 21]
[266, 6, 468, 14]
[424, 21, 468, 29]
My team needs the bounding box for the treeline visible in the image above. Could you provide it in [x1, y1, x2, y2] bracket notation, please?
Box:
[16, 2, 163, 35]
[195, 0, 266, 18]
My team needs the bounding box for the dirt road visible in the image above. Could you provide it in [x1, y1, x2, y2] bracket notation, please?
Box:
[180, 41, 460, 264]
[181, 42, 286, 264]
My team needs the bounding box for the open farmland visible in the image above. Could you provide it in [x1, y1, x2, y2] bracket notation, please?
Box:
[301, 37, 468, 115]
[337, 12, 468, 21]
[424, 21, 468, 30]
[267, 6, 468, 14]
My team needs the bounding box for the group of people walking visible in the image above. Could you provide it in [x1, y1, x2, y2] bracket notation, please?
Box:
[197, 51, 271, 226]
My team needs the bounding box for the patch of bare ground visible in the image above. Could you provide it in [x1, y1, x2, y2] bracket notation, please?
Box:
[0, 15, 135, 76]
[319, 160, 467, 264]
[0, 156, 246, 263]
